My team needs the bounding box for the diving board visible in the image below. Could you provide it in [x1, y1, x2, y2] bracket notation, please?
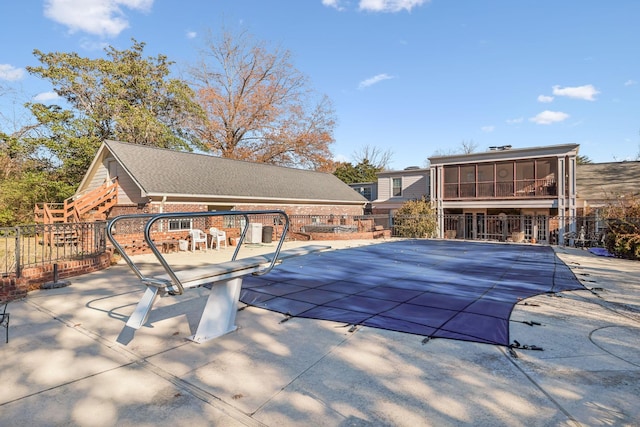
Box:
[107, 210, 329, 343]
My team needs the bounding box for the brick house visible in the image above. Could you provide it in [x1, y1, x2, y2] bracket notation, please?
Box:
[76, 140, 367, 219]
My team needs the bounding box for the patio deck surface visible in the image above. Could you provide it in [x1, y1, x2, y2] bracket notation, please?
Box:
[1, 239, 639, 426]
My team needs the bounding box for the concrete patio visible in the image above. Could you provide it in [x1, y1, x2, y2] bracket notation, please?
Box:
[1, 239, 638, 426]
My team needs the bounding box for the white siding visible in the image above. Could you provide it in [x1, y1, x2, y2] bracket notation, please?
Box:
[376, 172, 430, 202]
[377, 176, 392, 201]
[114, 166, 145, 204]
[89, 156, 145, 205]
[84, 163, 109, 193]
[402, 175, 429, 200]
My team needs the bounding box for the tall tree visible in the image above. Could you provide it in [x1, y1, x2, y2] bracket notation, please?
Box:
[352, 145, 393, 170]
[189, 28, 336, 171]
[0, 129, 73, 226]
[333, 145, 392, 184]
[333, 161, 379, 184]
[576, 154, 593, 165]
[25, 40, 203, 184]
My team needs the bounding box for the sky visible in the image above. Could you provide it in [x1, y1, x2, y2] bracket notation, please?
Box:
[1, 0, 639, 170]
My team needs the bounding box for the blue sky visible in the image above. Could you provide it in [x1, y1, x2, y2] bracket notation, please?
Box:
[1, 0, 639, 170]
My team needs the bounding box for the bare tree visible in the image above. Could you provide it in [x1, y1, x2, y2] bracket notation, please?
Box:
[351, 145, 393, 170]
[460, 139, 478, 154]
[189, 28, 336, 171]
[430, 139, 479, 158]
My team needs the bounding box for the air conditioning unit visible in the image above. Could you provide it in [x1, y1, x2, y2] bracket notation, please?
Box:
[246, 223, 263, 244]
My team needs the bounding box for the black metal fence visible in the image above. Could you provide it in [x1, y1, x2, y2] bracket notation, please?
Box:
[439, 214, 607, 244]
[2, 213, 630, 277]
[1, 222, 107, 278]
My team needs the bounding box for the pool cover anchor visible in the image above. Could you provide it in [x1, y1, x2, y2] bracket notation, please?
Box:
[509, 340, 544, 357]
[279, 313, 293, 324]
[511, 319, 542, 327]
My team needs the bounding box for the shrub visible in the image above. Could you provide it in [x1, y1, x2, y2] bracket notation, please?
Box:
[393, 197, 438, 238]
[602, 195, 640, 260]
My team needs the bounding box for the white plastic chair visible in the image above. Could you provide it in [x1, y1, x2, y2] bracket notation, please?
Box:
[209, 227, 227, 250]
[189, 229, 207, 251]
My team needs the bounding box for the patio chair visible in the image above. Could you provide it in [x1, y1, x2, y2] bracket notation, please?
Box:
[188, 229, 208, 251]
[209, 227, 227, 250]
[1, 302, 9, 344]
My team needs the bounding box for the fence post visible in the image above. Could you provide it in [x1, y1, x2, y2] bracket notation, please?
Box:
[14, 226, 21, 278]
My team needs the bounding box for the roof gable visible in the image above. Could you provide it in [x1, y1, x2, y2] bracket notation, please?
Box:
[102, 140, 366, 203]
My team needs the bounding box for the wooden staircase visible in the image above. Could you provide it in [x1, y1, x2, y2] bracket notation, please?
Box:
[35, 178, 118, 225]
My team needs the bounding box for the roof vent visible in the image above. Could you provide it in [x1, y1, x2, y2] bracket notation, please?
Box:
[404, 166, 420, 170]
[489, 145, 512, 151]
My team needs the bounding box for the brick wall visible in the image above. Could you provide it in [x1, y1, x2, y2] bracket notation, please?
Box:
[107, 203, 366, 253]
[290, 229, 391, 241]
[238, 204, 363, 216]
[0, 276, 25, 301]
[0, 251, 113, 301]
[111, 202, 363, 217]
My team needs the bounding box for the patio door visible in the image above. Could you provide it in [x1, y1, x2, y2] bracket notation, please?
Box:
[464, 212, 486, 240]
[476, 213, 485, 240]
[465, 213, 473, 239]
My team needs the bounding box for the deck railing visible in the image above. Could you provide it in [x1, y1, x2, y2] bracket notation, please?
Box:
[3, 213, 629, 277]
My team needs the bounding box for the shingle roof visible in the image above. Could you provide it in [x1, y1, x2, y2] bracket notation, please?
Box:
[104, 140, 366, 203]
[577, 161, 640, 201]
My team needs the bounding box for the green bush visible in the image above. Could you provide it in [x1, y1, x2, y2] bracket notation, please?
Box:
[393, 197, 438, 238]
[602, 196, 640, 260]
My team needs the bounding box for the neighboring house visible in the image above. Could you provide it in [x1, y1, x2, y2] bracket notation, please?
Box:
[576, 161, 640, 214]
[428, 144, 580, 242]
[371, 166, 431, 215]
[347, 182, 378, 214]
[348, 182, 377, 202]
[76, 140, 367, 220]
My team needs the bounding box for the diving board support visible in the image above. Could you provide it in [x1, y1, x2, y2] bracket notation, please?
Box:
[126, 286, 160, 329]
[107, 209, 331, 344]
[189, 277, 243, 343]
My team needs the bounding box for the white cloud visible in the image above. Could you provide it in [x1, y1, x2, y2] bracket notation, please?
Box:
[79, 38, 109, 51]
[481, 125, 495, 132]
[529, 110, 569, 125]
[0, 64, 25, 81]
[33, 91, 61, 102]
[322, 0, 345, 10]
[186, 31, 197, 39]
[333, 153, 349, 162]
[624, 79, 637, 86]
[537, 94, 554, 103]
[506, 117, 524, 124]
[359, 0, 429, 12]
[44, 0, 154, 37]
[552, 84, 599, 101]
[358, 73, 394, 89]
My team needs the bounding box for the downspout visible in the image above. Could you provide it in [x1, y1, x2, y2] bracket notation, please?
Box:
[159, 196, 167, 231]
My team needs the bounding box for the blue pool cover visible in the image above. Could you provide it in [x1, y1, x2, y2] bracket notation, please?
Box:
[240, 240, 585, 346]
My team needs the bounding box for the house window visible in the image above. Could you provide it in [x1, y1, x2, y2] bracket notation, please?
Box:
[459, 165, 475, 197]
[360, 187, 372, 200]
[168, 218, 192, 231]
[392, 178, 402, 197]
